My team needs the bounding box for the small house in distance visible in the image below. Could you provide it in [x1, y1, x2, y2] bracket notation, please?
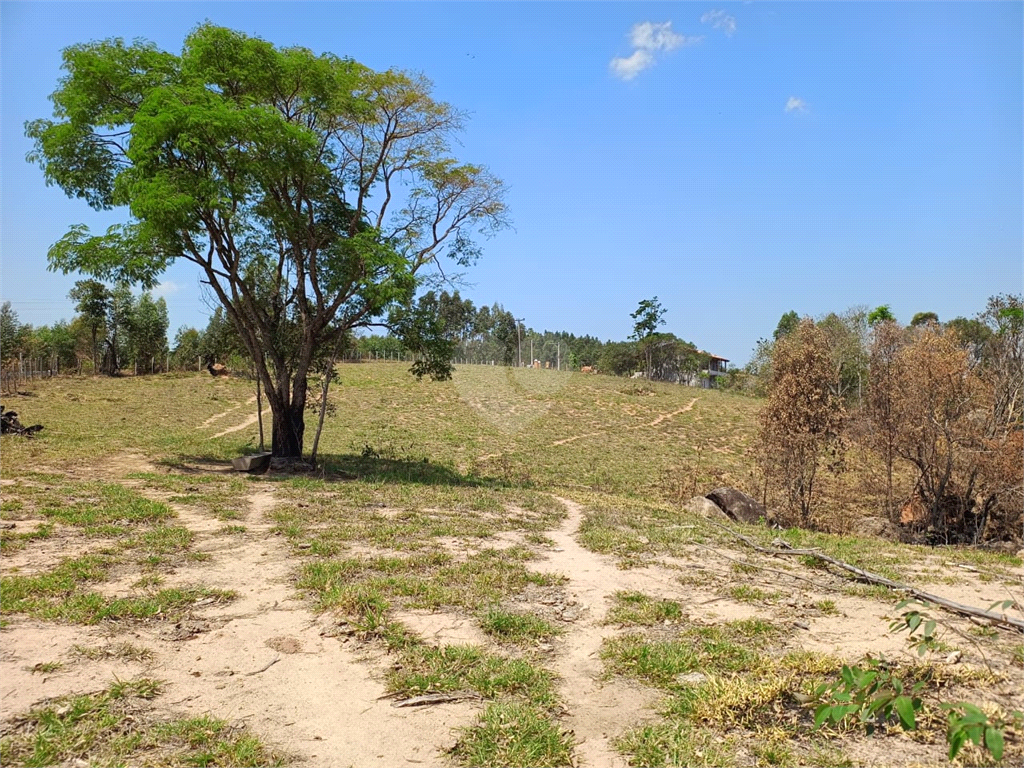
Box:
[674, 352, 729, 388]
[704, 354, 729, 387]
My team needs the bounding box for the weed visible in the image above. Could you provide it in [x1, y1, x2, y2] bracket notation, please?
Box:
[27, 661, 63, 674]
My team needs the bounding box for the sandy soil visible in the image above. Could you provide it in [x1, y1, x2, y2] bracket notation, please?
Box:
[2, 443, 1021, 766]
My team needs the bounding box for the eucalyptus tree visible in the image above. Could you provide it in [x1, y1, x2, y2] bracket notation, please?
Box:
[68, 279, 109, 372]
[29, 24, 507, 457]
[630, 296, 666, 379]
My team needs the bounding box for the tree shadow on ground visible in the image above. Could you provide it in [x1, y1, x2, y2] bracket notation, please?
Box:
[159, 451, 516, 489]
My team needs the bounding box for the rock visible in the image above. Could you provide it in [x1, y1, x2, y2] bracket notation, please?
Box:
[705, 487, 770, 525]
[793, 620, 810, 630]
[684, 496, 730, 520]
[946, 650, 963, 664]
[852, 516, 898, 540]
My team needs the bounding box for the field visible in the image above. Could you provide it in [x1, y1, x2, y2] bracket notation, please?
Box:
[1, 363, 1021, 767]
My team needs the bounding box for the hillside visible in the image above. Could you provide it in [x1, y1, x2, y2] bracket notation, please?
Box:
[1, 364, 1021, 767]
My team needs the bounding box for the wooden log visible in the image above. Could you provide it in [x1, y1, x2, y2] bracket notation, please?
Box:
[706, 520, 1024, 632]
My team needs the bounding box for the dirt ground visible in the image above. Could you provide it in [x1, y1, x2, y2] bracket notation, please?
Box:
[1, 448, 1022, 767]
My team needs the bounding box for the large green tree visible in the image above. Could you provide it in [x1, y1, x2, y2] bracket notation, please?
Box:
[29, 25, 507, 457]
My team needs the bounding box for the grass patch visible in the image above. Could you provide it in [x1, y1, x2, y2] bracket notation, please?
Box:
[298, 549, 562, 617]
[0, 678, 279, 767]
[603, 620, 792, 688]
[451, 702, 574, 768]
[478, 607, 560, 644]
[616, 721, 737, 768]
[39, 483, 173, 530]
[0, 523, 54, 552]
[2, 565, 235, 625]
[607, 591, 684, 626]
[388, 644, 557, 706]
[726, 585, 781, 604]
[815, 599, 838, 615]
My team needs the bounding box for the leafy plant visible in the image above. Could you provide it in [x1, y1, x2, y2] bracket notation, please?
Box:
[943, 702, 1021, 762]
[812, 658, 924, 734]
[813, 598, 1024, 762]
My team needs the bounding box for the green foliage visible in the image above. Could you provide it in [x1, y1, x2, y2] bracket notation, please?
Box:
[773, 310, 800, 340]
[1, 301, 32, 362]
[811, 659, 924, 734]
[630, 296, 667, 379]
[944, 702, 1021, 762]
[867, 305, 896, 326]
[910, 311, 939, 327]
[630, 297, 666, 342]
[30, 24, 507, 456]
[813, 599, 1024, 763]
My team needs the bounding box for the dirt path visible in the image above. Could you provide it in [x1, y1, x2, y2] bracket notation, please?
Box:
[198, 396, 256, 429]
[548, 396, 699, 449]
[648, 397, 698, 427]
[210, 408, 271, 439]
[527, 498, 680, 767]
[0, 485, 478, 766]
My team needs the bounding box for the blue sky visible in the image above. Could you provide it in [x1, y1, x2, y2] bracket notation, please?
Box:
[1, 2, 1021, 365]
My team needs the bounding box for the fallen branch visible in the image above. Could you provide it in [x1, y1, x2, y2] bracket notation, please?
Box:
[389, 691, 482, 708]
[706, 520, 1024, 633]
[245, 656, 280, 676]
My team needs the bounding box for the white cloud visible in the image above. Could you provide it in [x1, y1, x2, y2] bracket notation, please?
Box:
[609, 49, 655, 80]
[701, 10, 737, 36]
[630, 21, 686, 51]
[611, 21, 699, 80]
[785, 96, 808, 113]
[151, 281, 179, 298]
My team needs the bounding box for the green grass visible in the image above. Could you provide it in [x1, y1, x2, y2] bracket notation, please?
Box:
[387, 644, 557, 706]
[478, 606, 561, 644]
[1, 556, 235, 624]
[616, 721, 737, 768]
[0, 678, 280, 767]
[450, 702, 574, 768]
[606, 591, 684, 626]
[297, 548, 563, 617]
[727, 584, 781, 604]
[0, 523, 53, 552]
[27, 482, 173, 530]
[602, 618, 787, 688]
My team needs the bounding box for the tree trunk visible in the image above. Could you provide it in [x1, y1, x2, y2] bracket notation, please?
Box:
[271, 402, 305, 458]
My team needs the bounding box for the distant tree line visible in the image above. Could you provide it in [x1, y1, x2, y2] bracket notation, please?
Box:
[1, 279, 168, 375]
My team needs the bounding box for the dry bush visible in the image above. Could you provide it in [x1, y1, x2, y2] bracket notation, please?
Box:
[884, 325, 1021, 544]
[755, 319, 846, 523]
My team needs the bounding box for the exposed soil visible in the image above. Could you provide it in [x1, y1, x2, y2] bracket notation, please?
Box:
[2, 442, 1021, 766]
